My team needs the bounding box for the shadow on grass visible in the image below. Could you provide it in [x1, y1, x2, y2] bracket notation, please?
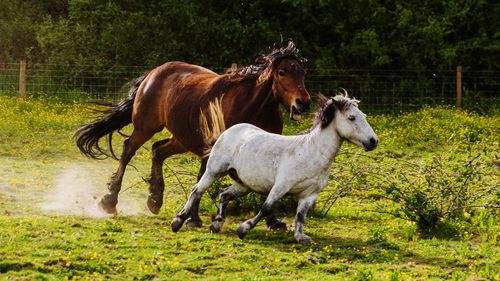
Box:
[208, 223, 464, 270]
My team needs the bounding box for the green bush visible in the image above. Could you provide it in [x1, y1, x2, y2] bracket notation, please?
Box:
[326, 149, 498, 236]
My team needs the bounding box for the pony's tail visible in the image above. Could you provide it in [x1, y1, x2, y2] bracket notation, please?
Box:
[74, 73, 148, 159]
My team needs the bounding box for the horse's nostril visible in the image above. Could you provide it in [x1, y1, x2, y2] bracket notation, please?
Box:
[296, 98, 310, 112]
[369, 137, 378, 145]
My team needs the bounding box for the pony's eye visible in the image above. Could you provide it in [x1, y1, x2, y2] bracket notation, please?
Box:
[348, 116, 356, 121]
[278, 70, 286, 76]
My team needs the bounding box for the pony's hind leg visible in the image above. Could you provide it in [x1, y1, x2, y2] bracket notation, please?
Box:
[210, 183, 250, 233]
[147, 138, 187, 214]
[293, 194, 318, 244]
[99, 129, 154, 214]
[171, 169, 220, 232]
[184, 157, 208, 228]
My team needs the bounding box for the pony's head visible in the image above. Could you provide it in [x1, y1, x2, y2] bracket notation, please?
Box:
[246, 41, 311, 121]
[315, 89, 378, 151]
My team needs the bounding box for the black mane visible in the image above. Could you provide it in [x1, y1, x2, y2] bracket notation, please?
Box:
[234, 41, 306, 79]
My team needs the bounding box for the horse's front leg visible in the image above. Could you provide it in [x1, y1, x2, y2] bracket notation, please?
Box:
[210, 183, 250, 233]
[236, 184, 290, 239]
[293, 194, 318, 244]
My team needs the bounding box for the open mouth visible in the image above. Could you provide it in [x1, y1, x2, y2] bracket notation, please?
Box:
[291, 105, 302, 121]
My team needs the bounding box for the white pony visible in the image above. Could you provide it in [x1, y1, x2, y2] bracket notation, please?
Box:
[171, 92, 378, 243]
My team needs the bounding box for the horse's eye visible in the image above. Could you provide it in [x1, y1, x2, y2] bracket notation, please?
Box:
[278, 70, 286, 76]
[348, 116, 356, 121]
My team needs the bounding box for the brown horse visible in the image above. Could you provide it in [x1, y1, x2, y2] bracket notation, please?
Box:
[75, 41, 311, 228]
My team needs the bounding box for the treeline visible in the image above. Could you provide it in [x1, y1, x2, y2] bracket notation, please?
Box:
[1, 0, 499, 72]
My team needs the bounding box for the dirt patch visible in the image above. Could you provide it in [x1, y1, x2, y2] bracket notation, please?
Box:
[40, 166, 149, 217]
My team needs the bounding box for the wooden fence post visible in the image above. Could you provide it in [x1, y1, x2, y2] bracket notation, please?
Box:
[19, 60, 26, 99]
[456, 65, 462, 108]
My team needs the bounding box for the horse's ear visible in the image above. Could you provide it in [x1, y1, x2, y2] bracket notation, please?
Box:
[256, 60, 273, 85]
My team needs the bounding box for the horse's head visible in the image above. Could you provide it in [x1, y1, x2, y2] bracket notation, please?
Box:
[256, 42, 311, 121]
[271, 58, 311, 121]
[316, 91, 378, 151]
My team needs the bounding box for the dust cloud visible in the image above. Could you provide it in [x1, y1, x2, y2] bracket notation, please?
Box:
[40, 166, 148, 217]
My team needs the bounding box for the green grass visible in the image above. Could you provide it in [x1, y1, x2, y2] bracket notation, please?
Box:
[0, 96, 498, 280]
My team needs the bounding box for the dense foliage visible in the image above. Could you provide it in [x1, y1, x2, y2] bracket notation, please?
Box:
[2, 0, 499, 72]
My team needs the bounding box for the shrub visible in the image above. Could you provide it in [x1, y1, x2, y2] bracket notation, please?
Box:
[323, 148, 498, 235]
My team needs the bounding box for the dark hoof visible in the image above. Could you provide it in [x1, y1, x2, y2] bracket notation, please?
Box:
[98, 194, 117, 214]
[185, 218, 203, 229]
[294, 233, 313, 244]
[171, 217, 184, 233]
[146, 194, 163, 215]
[268, 220, 287, 231]
[236, 223, 250, 239]
[209, 219, 224, 233]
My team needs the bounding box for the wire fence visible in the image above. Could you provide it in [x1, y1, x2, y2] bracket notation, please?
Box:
[1, 62, 498, 114]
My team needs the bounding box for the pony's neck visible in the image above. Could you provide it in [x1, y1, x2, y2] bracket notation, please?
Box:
[305, 123, 343, 164]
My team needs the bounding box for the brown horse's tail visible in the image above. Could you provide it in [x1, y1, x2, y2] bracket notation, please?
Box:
[74, 73, 148, 159]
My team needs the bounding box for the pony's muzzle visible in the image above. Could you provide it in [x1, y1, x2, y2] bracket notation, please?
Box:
[363, 137, 379, 151]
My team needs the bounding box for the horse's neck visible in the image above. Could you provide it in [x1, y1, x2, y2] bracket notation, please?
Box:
[302, 124, 343, 164]
[228, 78, 282, 132]
[248, 79, 277, 110]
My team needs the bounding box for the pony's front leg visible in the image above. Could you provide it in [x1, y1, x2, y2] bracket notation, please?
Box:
[265, 206, 287, 231]
[210, 183, 250, 233]
[293, 194, 318, 244]
[171, 172, 217, 232]
[236, 184, 290, 239]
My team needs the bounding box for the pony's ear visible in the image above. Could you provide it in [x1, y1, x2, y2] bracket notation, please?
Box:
[336, 87, 348, 97]
[332, 97, 342, 110]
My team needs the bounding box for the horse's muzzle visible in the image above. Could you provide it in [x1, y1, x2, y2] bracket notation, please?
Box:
[290, 98, 311, 121]
[295, 98, 310, 113]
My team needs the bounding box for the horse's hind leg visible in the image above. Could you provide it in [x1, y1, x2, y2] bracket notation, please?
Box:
[99, 129, 153, 214]
[147, 138, 186, 214]
[210, 183, 250, 233]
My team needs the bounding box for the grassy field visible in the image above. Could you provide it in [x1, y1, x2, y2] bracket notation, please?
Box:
[0, 96, 498, 280]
